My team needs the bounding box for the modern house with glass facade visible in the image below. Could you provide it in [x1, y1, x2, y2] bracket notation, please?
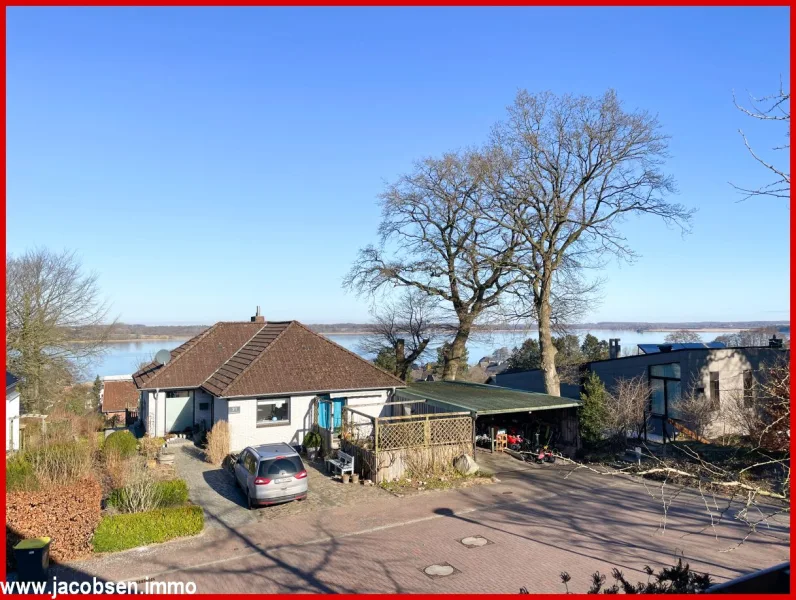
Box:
[493, 343, 787, 440]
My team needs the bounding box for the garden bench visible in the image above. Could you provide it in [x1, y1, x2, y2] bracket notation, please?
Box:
[325, 450, 354, 476]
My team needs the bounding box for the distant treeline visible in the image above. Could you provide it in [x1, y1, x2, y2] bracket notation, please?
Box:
[309, 321, 790, 333]
[66, 320, 790, 341]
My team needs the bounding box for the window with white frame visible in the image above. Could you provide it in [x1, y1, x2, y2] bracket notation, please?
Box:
[256, 398, 290, 426]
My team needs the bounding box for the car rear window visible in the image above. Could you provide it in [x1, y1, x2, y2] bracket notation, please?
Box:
[258, 456, 304, 477]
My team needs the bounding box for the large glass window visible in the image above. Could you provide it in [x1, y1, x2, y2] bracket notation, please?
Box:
[648, 362, 681, 417]
[650, 363, 681, 379]
[256, 398, 290, 426]
[667, 381, 683, 418]
[650, 379, 666, 414]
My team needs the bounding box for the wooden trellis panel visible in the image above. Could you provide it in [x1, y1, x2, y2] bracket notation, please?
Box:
[376, 415, 472, 451]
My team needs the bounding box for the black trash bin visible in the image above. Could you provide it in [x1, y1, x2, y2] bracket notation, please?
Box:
[13, 537, 51, 582]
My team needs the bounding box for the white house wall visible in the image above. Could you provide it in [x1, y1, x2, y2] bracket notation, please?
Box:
[141, 390, 167, 438]
[224, 394, 316, 452]
[6, 390, 20, 452]
[331, 389, 391, 418]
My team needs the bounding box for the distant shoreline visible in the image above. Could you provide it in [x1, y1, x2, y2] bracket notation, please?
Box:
[72, 326, 750, 343]
[71, 336, 185, 343]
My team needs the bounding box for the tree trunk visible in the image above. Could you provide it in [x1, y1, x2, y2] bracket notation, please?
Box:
[394, 339, 405, 379]
[537, 279, 561, 396]
[442, 325, 471, 381]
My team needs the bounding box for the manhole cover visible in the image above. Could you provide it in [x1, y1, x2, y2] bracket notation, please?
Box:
[460, 535, 490, 548]
[422, 563, 460, 578]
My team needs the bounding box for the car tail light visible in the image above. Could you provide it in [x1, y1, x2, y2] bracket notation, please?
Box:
[294, 470, 307, 479]
[254, 477, 271, 485]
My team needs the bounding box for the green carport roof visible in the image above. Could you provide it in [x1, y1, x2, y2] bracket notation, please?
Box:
[400, 381, 581, 415]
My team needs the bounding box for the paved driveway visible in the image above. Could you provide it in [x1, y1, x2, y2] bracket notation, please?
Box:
[59, 448, 789, 593]
[174, 443, 394, 529]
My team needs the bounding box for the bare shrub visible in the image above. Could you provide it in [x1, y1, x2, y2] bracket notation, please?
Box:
[139, 437, 165, 460]
[27, 440, 94, 486]
[205, 420, 230, 466]
[404, 444, 469, 480]
[722, 358, 790, 451]
[104, 447, 132, 489]
[114, 459, 163, 513]
[674, 383, 715, 441]
[604, 375, 650, 444]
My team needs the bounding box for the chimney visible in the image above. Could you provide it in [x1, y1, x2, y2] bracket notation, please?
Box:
[609, 338, 621, 360]
[659, 344, 673, 353]
[250, 305, 266, 323]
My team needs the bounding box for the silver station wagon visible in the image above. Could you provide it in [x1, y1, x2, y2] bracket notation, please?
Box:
[234, 443, 308, 509]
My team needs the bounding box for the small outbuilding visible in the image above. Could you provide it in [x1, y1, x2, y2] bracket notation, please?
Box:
[396, 381, 581, 455]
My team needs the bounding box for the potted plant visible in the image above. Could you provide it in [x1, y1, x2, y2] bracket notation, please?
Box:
[303, 431, 322, 462]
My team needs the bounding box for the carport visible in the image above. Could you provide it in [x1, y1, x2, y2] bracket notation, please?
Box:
[395, 381, 582, 455]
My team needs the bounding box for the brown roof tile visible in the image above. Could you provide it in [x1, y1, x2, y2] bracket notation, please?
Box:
[203, 322, 291, 396]
[218, 322, 404, 397]
[102, 380, 139, 413]
[131, 319, 404, 396]
[132, 322, 264, 389]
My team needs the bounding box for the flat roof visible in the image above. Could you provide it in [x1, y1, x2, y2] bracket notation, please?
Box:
[400, 381, 581, 415]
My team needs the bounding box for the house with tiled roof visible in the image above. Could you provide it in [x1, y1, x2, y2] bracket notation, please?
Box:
[100, 377, 140, 425]
[131, 308, 405, 451]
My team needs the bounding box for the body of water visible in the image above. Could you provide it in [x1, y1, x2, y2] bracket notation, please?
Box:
[84, 329, 738, 380]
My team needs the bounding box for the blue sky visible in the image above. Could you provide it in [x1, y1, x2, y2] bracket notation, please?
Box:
[6, 7, 790, 325]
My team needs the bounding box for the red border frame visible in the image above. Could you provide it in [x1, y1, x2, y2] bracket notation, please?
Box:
[0, 2, 793, 597]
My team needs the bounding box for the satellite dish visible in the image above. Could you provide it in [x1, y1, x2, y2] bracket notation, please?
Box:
[154, 349, 172, 365]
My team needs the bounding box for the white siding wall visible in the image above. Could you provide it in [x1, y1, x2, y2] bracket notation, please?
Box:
[6, 390, 20, 452]
[331, 389, 391, 419]
[224, 395, 315, 452]
[143, 391, 167, 437]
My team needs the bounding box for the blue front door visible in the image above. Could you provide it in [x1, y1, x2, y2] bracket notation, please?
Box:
[318, 400, 330, 429]
[332, 398, 345, 432]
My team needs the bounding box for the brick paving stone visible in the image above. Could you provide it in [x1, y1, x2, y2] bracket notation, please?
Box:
[55, 448, 789, 593]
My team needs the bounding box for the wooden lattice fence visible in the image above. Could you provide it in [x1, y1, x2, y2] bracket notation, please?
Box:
[377, 414, 472, 451]
[340, 402, 475, 483]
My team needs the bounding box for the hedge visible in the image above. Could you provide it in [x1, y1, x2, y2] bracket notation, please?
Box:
[7, 478, 102, 569]
[103, 430, 138, 458]
[92, 506, 204, 553]
[107, 479, 189, 510]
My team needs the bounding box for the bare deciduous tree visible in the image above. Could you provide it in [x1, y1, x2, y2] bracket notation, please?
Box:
[359, 290, 438, 381]
[732, 80, 790, 200]
[345, 151, 521, 380]
[485, 90, 693, 395]
[604, 375, 650, 443]
[663, 330, 703, 344]
[6, 248, 117, 413]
